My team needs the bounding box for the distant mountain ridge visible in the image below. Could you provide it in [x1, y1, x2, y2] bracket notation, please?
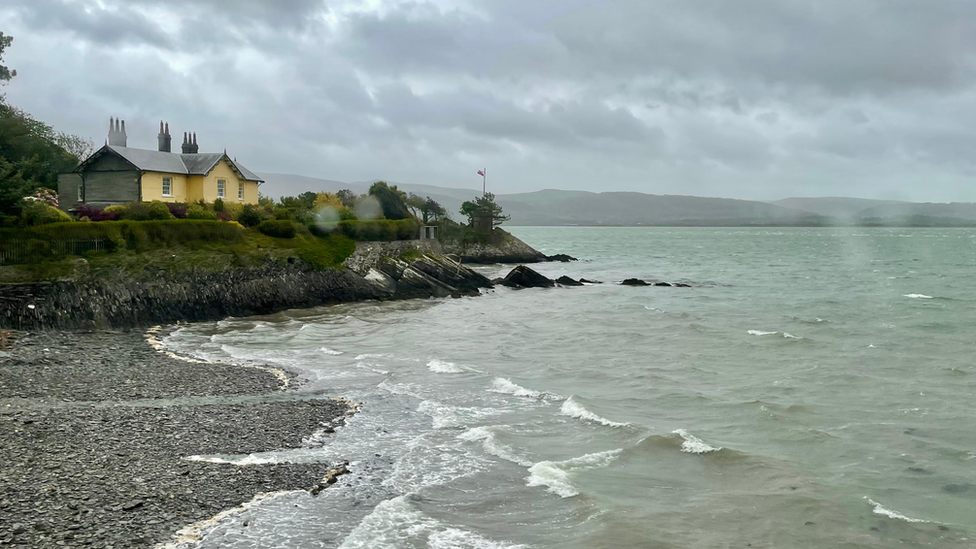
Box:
[258, 173, 976, 227]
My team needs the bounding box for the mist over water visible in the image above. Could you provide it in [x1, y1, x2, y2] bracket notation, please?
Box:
[165, 227, 976, 548]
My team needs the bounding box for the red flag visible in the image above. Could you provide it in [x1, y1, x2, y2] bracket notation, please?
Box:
[477, 170, 484, 176]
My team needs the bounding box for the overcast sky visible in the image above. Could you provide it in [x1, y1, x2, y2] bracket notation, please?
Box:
[3, 0, 976, 201]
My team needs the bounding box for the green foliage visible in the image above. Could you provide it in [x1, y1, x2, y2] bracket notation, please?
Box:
[19, 200, 72, 226]
[406, 193, 426, 218]
[186, 203, 217, 220]
[110, 200, 175, 221]
[422, 197, 447, 223]
[335, 219, 419, 241]
[0, 220, 246, 264]
[296, 234, 356, 270]
[238, 204, 264, 227]
[0, 32, 15, 84]
[0, 97, 83, 216]
[212, 197, 225, 212]
[257, 219, 298, 239]
[368, 181, 412, 220]
[273, 207, 293, 220]
[460, 192, 509, 227]
[336, 189, 358, 208]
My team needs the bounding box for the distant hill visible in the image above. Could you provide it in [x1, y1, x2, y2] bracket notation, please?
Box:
[772, 197, 909, 219]
[257, 173, 976, 226]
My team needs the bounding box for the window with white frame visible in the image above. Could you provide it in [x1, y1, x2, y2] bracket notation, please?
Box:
[238, 182, 244, 200]
[217, 179, 225, 198]
[162, 177, 172, 197]
[77, 183, 83, 202]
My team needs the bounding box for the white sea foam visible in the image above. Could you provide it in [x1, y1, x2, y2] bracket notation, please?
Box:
[339, 495, 522, 549]
[489, 377, 558, 400]
[673, 429, 722, 454]
[428, 359, 466, 373]
[428, 528, 527, 549]
[903, 294, 934, 299]
[156, 490, 301, 549]
[865, 497, 929, 523]
[185, 454, 283, 465]
[338, 496, 436, 548]
[782, 332, 800, 339]
[747, 330, 778, 336]
[355, 362, 390, 375]
[320, 346, 344, 355]
[526, 449, 622, 498]
[458, 426, 533, 467]
[560, 397, 630, 427]
[354, 353, 392, 360]
[418, 401, 501, 430]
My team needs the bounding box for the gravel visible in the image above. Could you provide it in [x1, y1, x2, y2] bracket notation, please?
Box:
[0, 330, 353, 548]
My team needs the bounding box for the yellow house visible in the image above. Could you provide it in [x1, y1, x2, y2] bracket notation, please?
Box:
[59, 118, 263, 209]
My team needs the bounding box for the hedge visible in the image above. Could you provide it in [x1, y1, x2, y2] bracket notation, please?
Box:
[326, 219, 420, 241]
[257, 219, 298, 239]
[0, 220, 245, 263]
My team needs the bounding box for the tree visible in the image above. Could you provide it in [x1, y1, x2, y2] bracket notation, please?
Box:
[297, 191, 317, 210]
[460, 192, 509, 227]
[313, 191, 343, 210]
[421, 197, 446, 223]
[368, 181, 411, 220]
[0, 97, 82, 217]
[405, 193, 426, 218]
[336, 189, 357, 208]
[0, 32, 15, 85]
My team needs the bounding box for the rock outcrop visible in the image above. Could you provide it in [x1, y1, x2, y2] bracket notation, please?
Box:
[440, 229, 548, 264]
[555, 275, 584, 287]
[547, 254, 578, 262]
[0, 241, 493, 331]
[621, 278, 650, 286]
[499, 265, 555, 289]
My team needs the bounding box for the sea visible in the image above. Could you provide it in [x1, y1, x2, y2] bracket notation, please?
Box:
[162, 227, 976, 548]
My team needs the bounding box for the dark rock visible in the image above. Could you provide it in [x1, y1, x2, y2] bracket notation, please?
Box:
[555, 276, 583, 287]
[654, 282, 672, 287]
[674, 283, 692, 288]
[621, 278, 649, 286]
[546, 254, 578, 263]
[500, 266, 555, 289]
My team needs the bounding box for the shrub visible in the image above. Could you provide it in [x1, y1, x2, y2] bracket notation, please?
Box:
[213, 198, 225, 212]
[186, 203, 217, 220]
[75, 204, 118, 221]
[336, 219, 419, 241]
[257, 219, 297, 239]
[20, 201, 72, 226]
[238, 204, 264, 227]
[222, 201, 243, 221]
[166, 202, 188, 219]
[273, 207, 293, 220]
[110, 201, 174, 221]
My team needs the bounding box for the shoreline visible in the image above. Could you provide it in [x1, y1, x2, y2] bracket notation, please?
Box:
[0, 328, 355, 548]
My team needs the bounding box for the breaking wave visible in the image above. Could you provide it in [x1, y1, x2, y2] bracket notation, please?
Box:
[526, 449, 622, 498]
[428, 359, 466, 373]
[489, 377, 559, 400]
[320, 347, 344, 355]
[864, 497, 930, 523]
[560, 396, 630, 428]
[458, 426, 533, 467]
[903, 294, 934, 299]
[672, 429, 722, 454]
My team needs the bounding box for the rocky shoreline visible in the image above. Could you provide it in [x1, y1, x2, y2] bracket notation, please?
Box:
[0, 330, 352, 548]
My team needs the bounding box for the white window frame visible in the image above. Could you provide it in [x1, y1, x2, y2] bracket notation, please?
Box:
[217, 179, 225, 198]
[162, 177, 172, 197]
[77, 184, 83, 202]
[238, 181, 244, 200]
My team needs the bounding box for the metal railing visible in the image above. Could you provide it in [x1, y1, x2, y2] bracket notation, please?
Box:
[0, 238, 112, 265]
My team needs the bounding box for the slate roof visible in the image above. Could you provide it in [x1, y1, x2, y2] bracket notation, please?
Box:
[79, 146, 263, 182]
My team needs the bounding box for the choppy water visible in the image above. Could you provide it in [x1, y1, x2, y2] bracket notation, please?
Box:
[164, 227, 976, 548]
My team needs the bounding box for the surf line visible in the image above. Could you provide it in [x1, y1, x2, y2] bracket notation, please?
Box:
[145, 325, 292, 390]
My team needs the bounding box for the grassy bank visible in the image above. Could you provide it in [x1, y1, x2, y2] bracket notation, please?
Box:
[0, 220, 357, 283]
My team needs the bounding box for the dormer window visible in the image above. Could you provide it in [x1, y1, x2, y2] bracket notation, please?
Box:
[217, 179, 225, 198]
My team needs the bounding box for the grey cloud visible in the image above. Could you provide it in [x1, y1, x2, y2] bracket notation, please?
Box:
[3, 0, 976, 201]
